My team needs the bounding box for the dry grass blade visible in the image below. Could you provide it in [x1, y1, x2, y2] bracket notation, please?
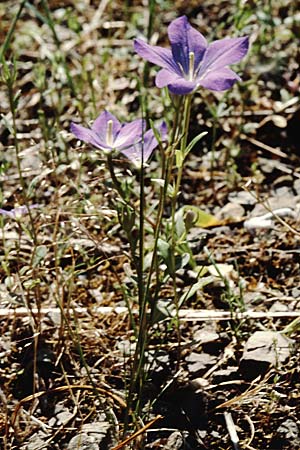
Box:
[244, 414, 256, 449]
[2, 307, 300, 321]
[111, 415, 163, 450]
[11, 384, 126, 431]
[1, 1, 299, 448]
[216, 374, 271, 410]
[241, 135, 288, 159]
[224, 411, 240, 450]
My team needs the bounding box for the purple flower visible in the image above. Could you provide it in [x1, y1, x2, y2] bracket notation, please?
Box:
[71, 110, 145, 153]
[71, 111, 167, 166]
[121, 121, 168, 167]
[134, 16, 249, 95]
[0, 204, 38, 219]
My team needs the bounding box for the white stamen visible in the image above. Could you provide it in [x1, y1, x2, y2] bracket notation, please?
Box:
[177, 61, 185, 75]
[188, 51, 195, 81]
[106, 120, 113, 146]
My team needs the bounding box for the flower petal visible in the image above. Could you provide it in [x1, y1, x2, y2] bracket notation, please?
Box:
[0, 208, 15, 218]
[134, 39, 179, 73]
[115, 118, 146, 149]
[91, 110, 121, 143]
[121, 122, 168, 165]
[0, 204, 39, 219]
[156, 69, 196, 94]
[70, 122, 110, 150]
[158, 121, 168, 142]
[198, 67, 241, 91]
[200, 36, 249, 75]
[167, 78, 197, 95]
[121, 129, 158, 165]
[155, 68, 181, 88]
[142, 129, 159, 162]
[168, 16, 207, 75]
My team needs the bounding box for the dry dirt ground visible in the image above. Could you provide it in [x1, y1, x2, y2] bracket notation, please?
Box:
[0, 1, 300, 449]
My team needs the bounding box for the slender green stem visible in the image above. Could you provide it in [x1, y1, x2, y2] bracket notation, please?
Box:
[133, 162, 147, 412]
[5, 64, 38, 248]
[176, 94, 193, 193]
[0, 0, 26, 60]
[138, 166, 145, 310]
[210, 116, 217, 186]
[170, 94, 193, 368]
[144, 99, 182, 315]
[143, 0, 156, 125]
[4, 60, 42, 326]
[107, 153, 124, 198]
[124, 129, 147, 432]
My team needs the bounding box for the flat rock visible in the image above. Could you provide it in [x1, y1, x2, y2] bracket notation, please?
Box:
[162, 431, 185, 449]
[186, 352, 217, 375]
[271, 419, 300, 448]
[193, 326, 219, 345]
[20, 431, 49, 450]
[239, 331, 293, 380]
[66, 420, 114, 450]
[210, 366, 239, 384]
[217, 202, 245, 220]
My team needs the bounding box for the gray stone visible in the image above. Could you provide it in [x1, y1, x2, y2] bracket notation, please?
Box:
[186, 352, 217, 375]
[162, 431, 185, 449]
[66, 420, 114, 450]
[20, 431, 49, 450]
[278, 419, 299, 440]
[67, 434, 99, 450]
[240, 331, 293, 380]
[217, 202, 245, 220]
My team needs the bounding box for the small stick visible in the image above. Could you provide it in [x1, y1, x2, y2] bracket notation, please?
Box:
[224, 411, 240, 450]
[241, 134, 288, 158]
[111, 415, 163, 450]
[1, 306, 300, 321]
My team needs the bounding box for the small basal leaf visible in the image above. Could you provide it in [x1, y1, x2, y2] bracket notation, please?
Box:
[175, 149, 184, 168]
[179, 276, 214, 307]
[184, 131, 207, 157]
[181, 205, 221, 228]
[33, 245, 48, 267]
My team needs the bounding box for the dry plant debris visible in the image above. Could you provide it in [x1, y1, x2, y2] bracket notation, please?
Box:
[0, 0, 300, 449]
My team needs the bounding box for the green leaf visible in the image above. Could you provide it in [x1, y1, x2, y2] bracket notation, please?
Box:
[33, 245, 47, 267]
[173, 207, 186, 239]
[184, 131, 207, 157]
[157, 238, 174, 274]
[175, 149, 184, 168]
[149, 119, 163, 144]
[1, 114, 14, 135]
[181, 205, 220, 228]
[151, 178, 165, 188]
[151, 298, 175, 324]
[179, 276, 214, 307]
[157, 238, 170, 261]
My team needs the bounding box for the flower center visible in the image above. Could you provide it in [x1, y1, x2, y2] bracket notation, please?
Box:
[106, 119, 114, 147]
[188, 51, 195, 81]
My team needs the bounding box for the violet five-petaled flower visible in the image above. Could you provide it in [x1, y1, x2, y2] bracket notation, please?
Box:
[70, 111, 167, 166]
[134, 15, 249, 95]
[0, 205, 38, 219]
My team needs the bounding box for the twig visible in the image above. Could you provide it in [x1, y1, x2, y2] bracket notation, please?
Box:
[244, 414, 256, 449]
[1, 306, 300, 321]
[243, 180, 300, 236]
[224, 411, 240, 450]
[216, 374, 270, 410]
[111, 415, 163, 450]
[241, 134, 288, 158]
[12, 384, 126, 429]
[82, 0, 111, 35]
